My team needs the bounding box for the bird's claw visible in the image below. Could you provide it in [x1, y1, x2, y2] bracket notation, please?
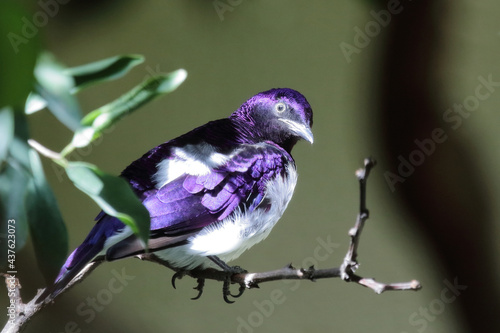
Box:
[191, 278, 205, 300]
[221, 267, 247, 303]
[222, 279, 235, 304]
[171, 271, 186, 289]
[230, 283, 246, 298]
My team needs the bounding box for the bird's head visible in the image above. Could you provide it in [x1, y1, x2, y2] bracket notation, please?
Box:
[231, 88, 314, 152]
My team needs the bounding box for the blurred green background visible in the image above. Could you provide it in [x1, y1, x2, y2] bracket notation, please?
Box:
[2, 0, 500, 332]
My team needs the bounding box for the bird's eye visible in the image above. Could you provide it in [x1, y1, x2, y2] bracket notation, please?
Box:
[274, 102, 286, 113]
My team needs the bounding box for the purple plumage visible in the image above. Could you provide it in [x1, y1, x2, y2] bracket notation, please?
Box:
[37, 88, 313, 303]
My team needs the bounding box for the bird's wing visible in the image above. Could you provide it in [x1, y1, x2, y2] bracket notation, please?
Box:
[106, 142, 292, 259]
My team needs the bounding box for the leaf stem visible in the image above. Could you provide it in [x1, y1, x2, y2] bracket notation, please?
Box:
[60, 143, 75, 158]
[27, 139, 68, 168]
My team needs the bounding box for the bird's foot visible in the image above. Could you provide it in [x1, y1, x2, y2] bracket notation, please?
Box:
[222, 273, 247, 304]
[172, 270, 206, 300]
[220, 264, 247, 303]
[171, 270, 186, 289]
[226, 265, 247, 275]
[207, 255, 248, 303]
[191, 278, 205, 300]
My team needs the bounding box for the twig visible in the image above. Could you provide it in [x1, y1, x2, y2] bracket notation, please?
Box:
[1, 263, 100, 333]
[1, 274, 44, 333]
[27, 139, 68, 168]
[27, 139, 62, 161]
[340, 157, 374, 280]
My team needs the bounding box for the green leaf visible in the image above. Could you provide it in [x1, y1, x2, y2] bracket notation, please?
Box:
[0, 107, 14, 162]
[25, 55, 145, 114]
[8, 113, 31, 168]
[34, 53, 82, 131]
[26, 149, 68, 283]
[25, 92, 47, 115]
[0, 0, 39, 110]
[0, 158, 30, 257]
[0, 129, 33, 271]
[66, 162, 150, 247]
[65, 54, 145, 93]
[72, 68, 187, 148]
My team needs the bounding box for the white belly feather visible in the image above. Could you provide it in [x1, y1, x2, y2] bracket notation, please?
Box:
[154, 165, 298, 269]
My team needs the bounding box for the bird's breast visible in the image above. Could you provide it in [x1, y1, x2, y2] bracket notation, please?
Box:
[186, 163, 298, 265]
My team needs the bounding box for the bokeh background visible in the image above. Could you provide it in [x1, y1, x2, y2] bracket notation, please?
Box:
[2, 0, 500, 332]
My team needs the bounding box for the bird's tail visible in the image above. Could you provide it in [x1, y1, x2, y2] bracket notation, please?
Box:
[36, 246, 103, 304]
[36, 212, 122, 304]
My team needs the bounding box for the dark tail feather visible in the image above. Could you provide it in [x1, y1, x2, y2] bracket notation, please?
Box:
[36, 213, 124, 303]
[36, 238, 106, 304]
[36, 251, 103, 304]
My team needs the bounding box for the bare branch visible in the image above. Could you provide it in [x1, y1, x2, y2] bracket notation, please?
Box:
[2, 274, 45, 333]
[1, 262, 101, 333]
[340, 157, 375, 280]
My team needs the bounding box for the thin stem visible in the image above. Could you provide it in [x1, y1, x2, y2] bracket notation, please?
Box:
[27, 139, 68, 168]
[340, 158, 376, 279]
[60, 142, 76, 158]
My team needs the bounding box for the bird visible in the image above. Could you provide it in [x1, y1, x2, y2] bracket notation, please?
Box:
[37, 87, 313, 303]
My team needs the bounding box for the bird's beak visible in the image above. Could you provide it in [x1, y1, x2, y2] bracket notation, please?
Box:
[279, 119, 314, 144]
